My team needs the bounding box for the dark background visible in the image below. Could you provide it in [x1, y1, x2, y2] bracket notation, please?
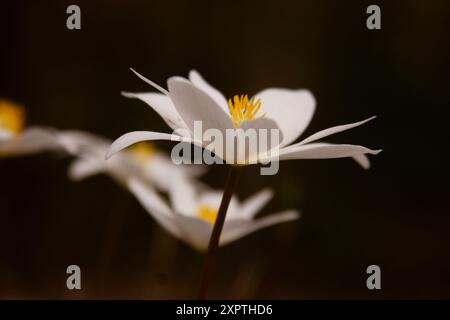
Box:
[1, 0, 449, 299]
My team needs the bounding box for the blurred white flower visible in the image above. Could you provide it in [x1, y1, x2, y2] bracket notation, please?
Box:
[0, 98, 204, 197]
[107, 69, 380, 168]
[127, 177, 299, 250]
[0, 99, 62, 156]
[58, 130, 204, 191]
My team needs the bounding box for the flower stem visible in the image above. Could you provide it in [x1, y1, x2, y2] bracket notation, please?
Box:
[197, 165, 241, 299]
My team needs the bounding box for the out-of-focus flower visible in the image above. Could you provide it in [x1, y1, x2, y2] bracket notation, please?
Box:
[127, 177, 299, 250]
[107, 69, 380, 168]
[0, 99, 62, 156]
[58, 130, 204, 191]
[0, 98, 204, 196]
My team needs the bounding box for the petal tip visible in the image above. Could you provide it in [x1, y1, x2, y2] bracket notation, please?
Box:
[300, 89, 316, 105]
[290, 210, 301, 220]
[167, 76, 191, 87]
[367, 115, 377, 122]
[188, 69, 199, 78]
[362, 163, 371, 170]
[121, 91, 136, 99]
[374, 149, 383, 155]
[129, 68, 169, 95]
[265, 188, 275, 198]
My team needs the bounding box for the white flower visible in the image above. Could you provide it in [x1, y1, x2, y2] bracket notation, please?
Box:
[0, 99, 62, 156]
[127, 177, 299, 250]
[57, 130, 203, 191]
[107, 69, 381, 168]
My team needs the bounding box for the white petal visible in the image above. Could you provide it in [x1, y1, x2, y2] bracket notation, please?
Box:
[57, 130, 110, 155]
[106, 131, 203, 159]
[59, 131, 163, 185]
[176, 162, 207, 177]
[167, 76, 234, 138]
[237, 118, 283, 164]
[253, 88, 316, 147]
[0, 127, 62, 156]
[167, 178, 198, 217]
[145, 154, 206, 191]
[291, 116, 377, 147]
[197, 190, 240, 219]
[239, 188, 274, 219]
[121, 91, 187, 130]
[127, 178, 181, 239]
[0, 129, 13, 140]
[172, 214, 213, 250]
[68, 157, 106, 181]
[352, 154, 370, 170]
[129, 68, 169, 95]
[130, 177, 213, 250]
[220, 210, 300, 247]
[188, 70, 229, 112]
[277, 143, 382, 161]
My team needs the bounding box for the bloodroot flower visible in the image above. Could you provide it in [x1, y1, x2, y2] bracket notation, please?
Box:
[107, 69, 381, 168]
[128, 177, 299, 250]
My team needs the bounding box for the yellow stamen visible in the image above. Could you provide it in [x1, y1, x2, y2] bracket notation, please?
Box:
[0, 99, 25, 135]
[197, 204, 218, 225]
[129, 142, 156, 164]
[228, 94, 263, 127]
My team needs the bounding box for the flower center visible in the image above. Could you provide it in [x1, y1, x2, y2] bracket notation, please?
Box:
[196, 204, 218, 225]
[228, 94, 263, 128]
[0, 99, 25, 136]
[129, 142, 156, 164]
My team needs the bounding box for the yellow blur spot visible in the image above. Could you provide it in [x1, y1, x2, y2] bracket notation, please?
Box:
[197, 204, 218, 225]
[228, 94, 264, 128]
[129, 141, 156, 164]
[0, 99, 25, 135]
